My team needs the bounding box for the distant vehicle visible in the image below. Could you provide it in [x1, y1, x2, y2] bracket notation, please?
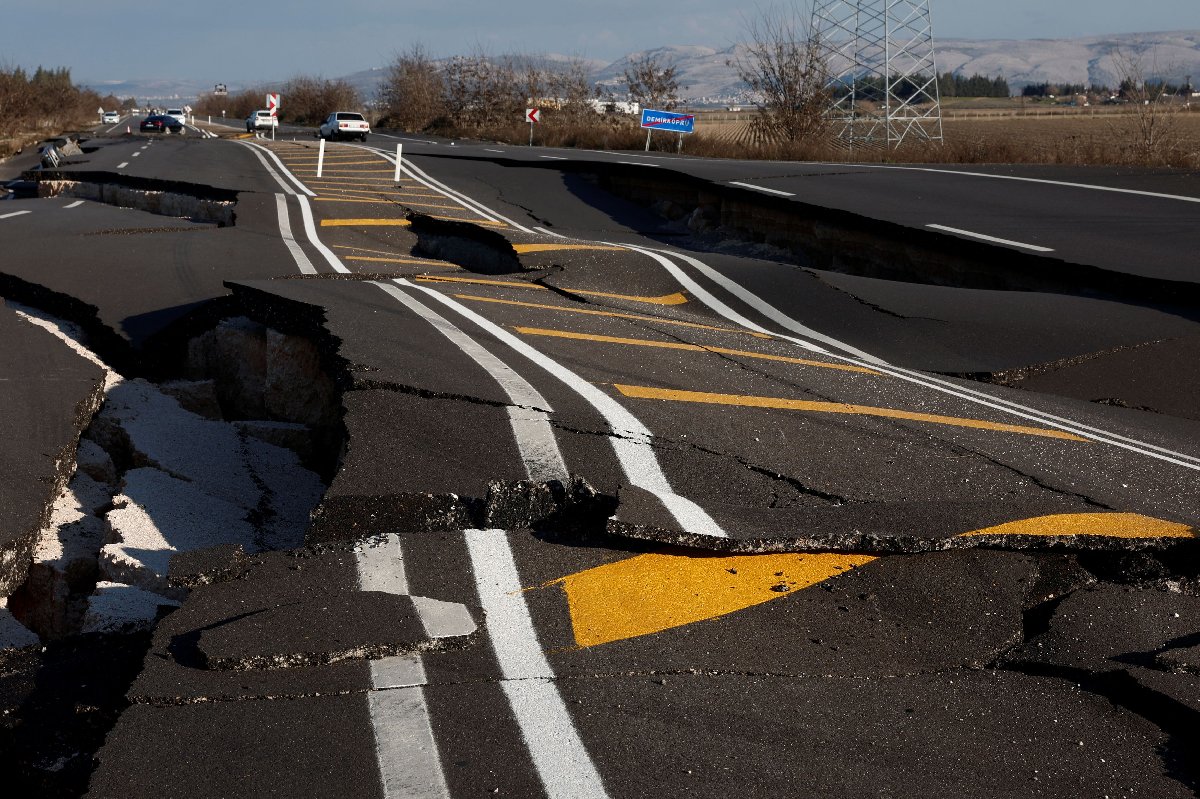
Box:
[166, 108, 187, 124]
[318, 111, 370, 141]
[102, 111, 120, 124]
[246, 110, 279, 132]
[140, 114, 183, 134]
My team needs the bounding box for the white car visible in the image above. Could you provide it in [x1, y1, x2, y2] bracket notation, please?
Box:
[318, 112, 370, 141]
[166, 108, 187, 124]
[102, 111, 120, 124]
[246, 110, 279, 132]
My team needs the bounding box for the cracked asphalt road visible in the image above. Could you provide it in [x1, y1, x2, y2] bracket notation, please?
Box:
[3, 127, 1200, 797]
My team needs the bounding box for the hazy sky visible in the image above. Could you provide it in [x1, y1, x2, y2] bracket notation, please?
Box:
[2, 0, 1198, 86]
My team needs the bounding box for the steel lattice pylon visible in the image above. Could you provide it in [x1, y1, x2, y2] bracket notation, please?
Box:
[812, 0, 944, 148]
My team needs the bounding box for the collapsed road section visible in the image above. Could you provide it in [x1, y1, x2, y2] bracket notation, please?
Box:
[3, 132, 1200, 797]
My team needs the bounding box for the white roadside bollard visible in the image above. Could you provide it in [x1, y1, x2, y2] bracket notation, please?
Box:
[317, 137, 326, 178]
[393, 143, 403, 183]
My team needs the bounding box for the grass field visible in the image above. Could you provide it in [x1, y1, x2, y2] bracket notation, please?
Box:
[687, 106, 1200, 167]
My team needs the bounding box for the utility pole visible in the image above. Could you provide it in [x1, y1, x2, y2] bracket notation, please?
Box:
[812, 0, 944, 149]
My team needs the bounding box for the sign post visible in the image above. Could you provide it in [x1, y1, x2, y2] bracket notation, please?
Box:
[639, 108, 696, 152]
[267, 93, 280, 140]
[525, 107, 540, 146]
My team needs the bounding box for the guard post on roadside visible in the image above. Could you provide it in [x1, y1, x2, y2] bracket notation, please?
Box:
[526, 108, 540, 146]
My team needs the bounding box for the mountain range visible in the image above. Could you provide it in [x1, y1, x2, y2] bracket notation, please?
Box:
[85, 30, 1200, 106]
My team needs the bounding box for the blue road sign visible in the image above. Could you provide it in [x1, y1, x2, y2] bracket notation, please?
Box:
[639, 109, 696, 134]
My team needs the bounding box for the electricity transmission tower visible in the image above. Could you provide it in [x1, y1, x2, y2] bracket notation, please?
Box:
[812, 0, 944, 148]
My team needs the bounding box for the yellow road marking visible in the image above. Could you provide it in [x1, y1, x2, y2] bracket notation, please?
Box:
[396, 200, 467, 210]
[963, 512, 1195, 539]
[516, 327, 878, 375]
[457, 294, 771, 338]
[307, 180, 415, 188]
[280, 158, 388, 166]
[293, 168, 395, 174]
[550, 551, 876, 648]
[320, 218, 411, 227]
[613, 384, 1088, 441]
[334, 244, 410, 256]
[512, 243, 627, 254]
[345, 255, 458, 268]
[417, 275, 684, 304]
[313, 197, 400, 204]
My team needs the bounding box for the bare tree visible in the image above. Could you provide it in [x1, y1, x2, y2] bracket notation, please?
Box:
[378, 44, 443, 131]
[548, 57, 599, 124]
[1110, 47, 1186, 164]
[730, 4, 832, 144]
[623, 52, 683, 110]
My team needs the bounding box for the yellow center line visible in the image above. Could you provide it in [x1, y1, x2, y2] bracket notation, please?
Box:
[613, 384, 1088, 441]
[515, 327, 878, 375]
[320, 218, 411, 227]
[456, 294, 771, 338]
[416, 274, 686, 305]
[512, 243, 628, 254]
[345, 255, 459, 268]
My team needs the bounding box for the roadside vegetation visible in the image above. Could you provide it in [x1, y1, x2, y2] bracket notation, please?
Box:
[193, 77, 360, 126]
[0, 66, 124, 158]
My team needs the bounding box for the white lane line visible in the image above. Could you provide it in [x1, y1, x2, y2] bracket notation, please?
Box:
[626, 244, 869, 362]
[927, 224, 1054, 252]
[140, 145, 149, 150]
[237, 141, 295, 195]
[358, 142, 535, 233]
[372, 282, 569, 483]
[643, 246, 1200, 471]
[806, 161, 1200, 205]
[397, 278, 727, 537]
[367, 689, 450, 799]
[131, 152, 141, 157]
[357, 536, 452, 799]
[116, 162, 129, 169]
[539, 155, 567, 160]
[617, 161, 660, 167]
[238, 140, 315, 196]
[0, 210, 31, 220]
[466, 529, 611, 799]
[484, 148, 505, 153]
[297, 195, 350, 273]
[730, 181, 795, 197]
[63, 200, 84, 209]
[533, 226, 567, 238]
[376, 133, 440, 145]
[275, 194, 318, 274]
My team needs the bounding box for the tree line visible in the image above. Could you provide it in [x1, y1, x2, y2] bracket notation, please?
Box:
[0, 66, 123, 141]
[192, 77, 360, 125]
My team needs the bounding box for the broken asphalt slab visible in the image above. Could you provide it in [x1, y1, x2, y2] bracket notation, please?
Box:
[124, 541, 479, 705]
[0, 305, 106, 595]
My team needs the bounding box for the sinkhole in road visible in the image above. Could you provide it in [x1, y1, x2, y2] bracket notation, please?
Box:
[0, 301, 345, 796]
